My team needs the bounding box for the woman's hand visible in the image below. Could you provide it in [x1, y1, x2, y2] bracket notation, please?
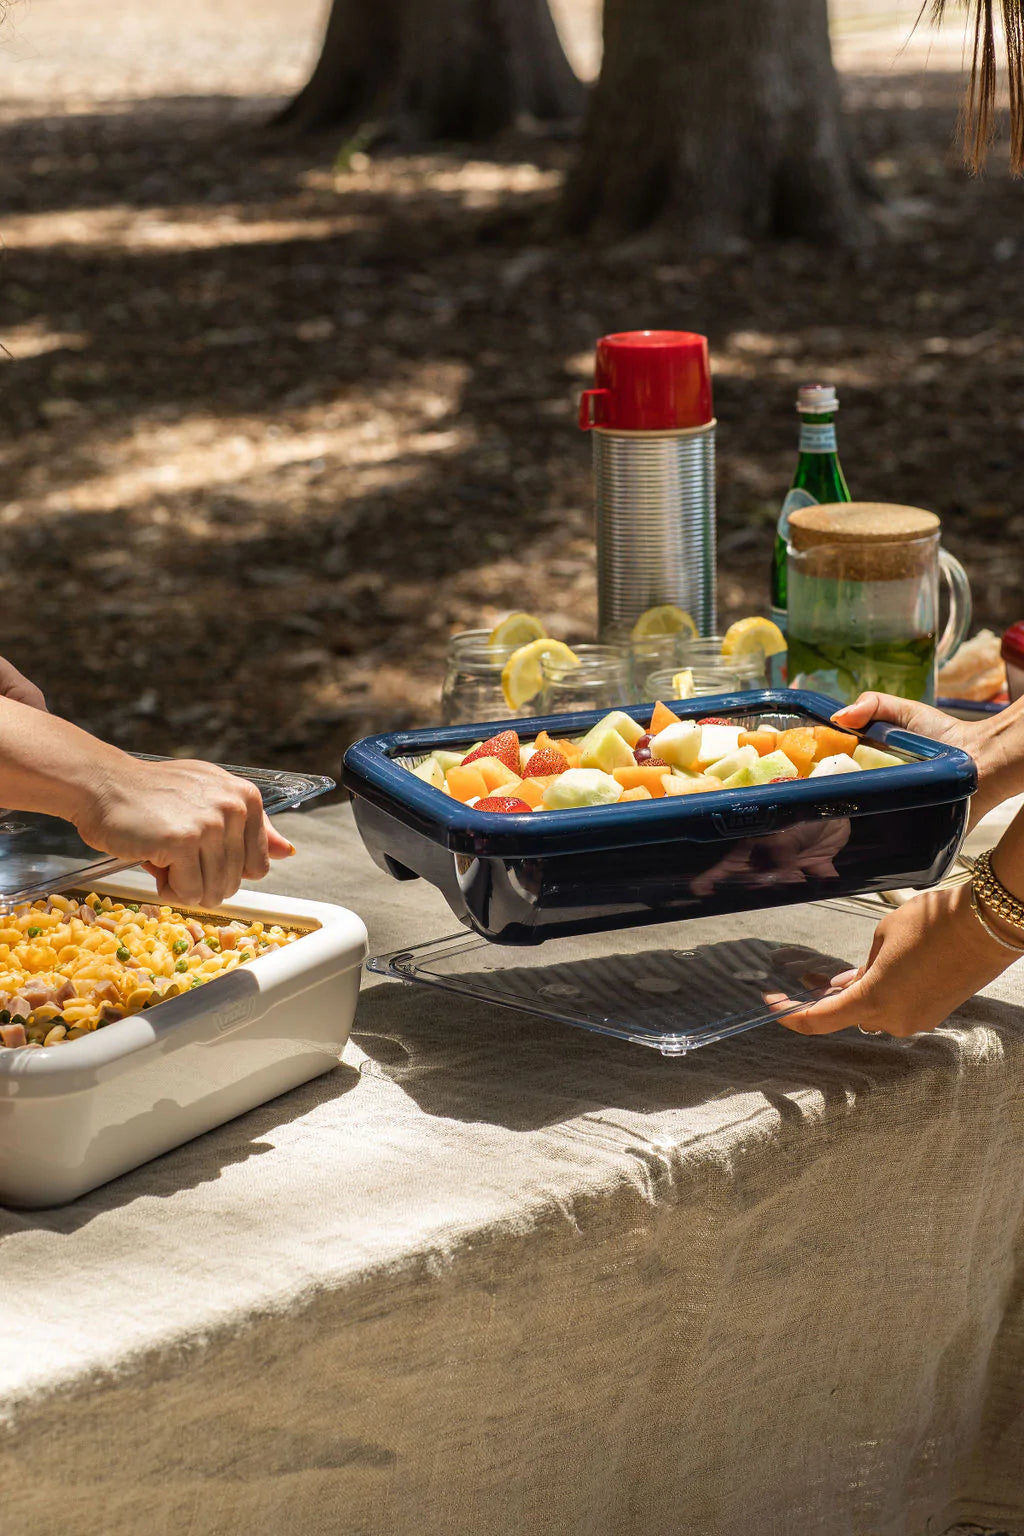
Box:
[75, 757, 295, 909]
[0, 657, 47, 711]
[771, 880, 1017, 1037]
[833, 691, 1023, 826]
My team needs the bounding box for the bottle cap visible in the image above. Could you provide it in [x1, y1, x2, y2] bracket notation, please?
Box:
[578, 330, 713, 432]
[797, 384, 838, 414]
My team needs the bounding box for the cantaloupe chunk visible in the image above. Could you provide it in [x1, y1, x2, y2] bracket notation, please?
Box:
[513, 777, 551, 808]
[612, 766, 672, 797]
[620, 785, 654, 802]
[470, 756, 524, 793]
[811, 725, 859, 762]
[777, 727, 817, 778]
[649, 700, 682, 735]
[446, 764, 490, 803]
[739, 729, 778, 757]
[534, 729, 581, 768]
[554, 737, 583, 769]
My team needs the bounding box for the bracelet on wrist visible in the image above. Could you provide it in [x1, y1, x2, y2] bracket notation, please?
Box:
[970, 848, 1024, 953]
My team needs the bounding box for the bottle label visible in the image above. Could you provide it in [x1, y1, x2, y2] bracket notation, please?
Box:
[798, 423, 837, 453]
[777, 486, 817, 538]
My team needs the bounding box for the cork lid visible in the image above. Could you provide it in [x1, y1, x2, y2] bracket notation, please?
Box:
[787, 503, 940, 551]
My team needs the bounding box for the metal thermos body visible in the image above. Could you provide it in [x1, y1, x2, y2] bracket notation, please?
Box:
[592, 423, 716, 640]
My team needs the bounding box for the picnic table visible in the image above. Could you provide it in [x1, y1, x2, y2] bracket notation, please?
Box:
[2, 802, 1023, 1536]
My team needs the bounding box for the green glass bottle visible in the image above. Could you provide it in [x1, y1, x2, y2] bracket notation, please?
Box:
[770, 384, 851, 633]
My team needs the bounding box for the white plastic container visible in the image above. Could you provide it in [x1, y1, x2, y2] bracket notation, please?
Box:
[0, 874, 367, 1208]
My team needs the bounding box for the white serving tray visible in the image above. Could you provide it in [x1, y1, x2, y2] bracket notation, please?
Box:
[0, 873, 367, 1208]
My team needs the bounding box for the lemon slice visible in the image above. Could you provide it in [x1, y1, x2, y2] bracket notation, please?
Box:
[630, 605, 699, 641]
[501, 639, 580, 711]
[671, 668, 696, 699]
[721, 616, 786, 658]
[488, 612, 547, 651]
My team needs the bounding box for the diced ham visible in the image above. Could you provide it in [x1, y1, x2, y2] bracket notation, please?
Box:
[185, 919, 205, 942]
[0, 1023, 27, 1048]
[191, 943, 213, 961]
[77, 903, 96, 925]
[217, 926, 238, 949]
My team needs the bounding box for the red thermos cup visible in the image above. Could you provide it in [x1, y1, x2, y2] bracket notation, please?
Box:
[579, 330, 716, 639]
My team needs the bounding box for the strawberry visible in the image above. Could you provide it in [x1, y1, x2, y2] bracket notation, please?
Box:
[462, 730, 521, 775]
[522, 748, 568, 778]
[475, 795, 532, 814]
[768, 777, 793, 783]
[697, 716, 732, 725]
[646, 757, 668, 768]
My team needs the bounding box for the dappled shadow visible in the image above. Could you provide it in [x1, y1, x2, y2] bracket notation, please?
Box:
[2, 71, 1023, 777]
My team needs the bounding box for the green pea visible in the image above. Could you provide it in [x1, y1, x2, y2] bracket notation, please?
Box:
[26, 926, 42, 939]
[172, 939, 189, 955]
[207, 936, 221, 952]
[126, 902, 140, 913]
[116, 945, 131, 962]
[174, 959, 188, 974]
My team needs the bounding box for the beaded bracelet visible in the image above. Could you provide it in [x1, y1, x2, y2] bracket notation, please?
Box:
[972, 848, 1024, 930]
[970, 848, 1024, 952]
[970, 886, 1024, 954]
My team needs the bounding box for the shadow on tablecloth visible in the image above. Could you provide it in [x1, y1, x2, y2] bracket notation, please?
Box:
[0, 1062, 361, 1236]
[352, 945, 1024, 1135]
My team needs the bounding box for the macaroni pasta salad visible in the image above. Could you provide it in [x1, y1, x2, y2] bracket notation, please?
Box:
[0, 893, 298, 1049]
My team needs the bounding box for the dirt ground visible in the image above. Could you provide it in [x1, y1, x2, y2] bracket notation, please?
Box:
[1, 0, 1022, 783]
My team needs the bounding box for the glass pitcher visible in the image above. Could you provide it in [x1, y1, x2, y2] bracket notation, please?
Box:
[786, 503, 972, 704]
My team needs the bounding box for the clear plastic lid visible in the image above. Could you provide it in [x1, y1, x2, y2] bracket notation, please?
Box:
[367, 900, 877, 1056]
[0, 757, 333, 910]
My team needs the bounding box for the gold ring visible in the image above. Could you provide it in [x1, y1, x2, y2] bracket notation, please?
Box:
[857, 1025, 885, 1037]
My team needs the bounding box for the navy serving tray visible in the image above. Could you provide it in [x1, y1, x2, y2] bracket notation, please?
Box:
[342, 689, 977, 945]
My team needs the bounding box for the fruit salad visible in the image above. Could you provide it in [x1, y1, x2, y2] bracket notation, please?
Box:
[405, 702, 907, 813]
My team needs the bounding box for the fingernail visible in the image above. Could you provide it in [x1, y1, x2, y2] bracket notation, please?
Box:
[284, 841, 296, 856]
[830, 968, 859, 987]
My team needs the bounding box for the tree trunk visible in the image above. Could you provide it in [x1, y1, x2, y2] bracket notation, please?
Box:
[277, 0, 584, 138]
[562, 0, 865, 249]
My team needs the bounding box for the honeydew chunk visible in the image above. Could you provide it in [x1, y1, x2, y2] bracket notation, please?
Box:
[852, 744, 904, 771]
[578, 710, 645, 755]
[650, 720, 701, 769]
[696, 724, 742, 764]
[542, 769, 623, 810]
[412, 757, 445, 789]
[809, 752, 863, 778]
[579, 724, 637, 774]
[705, 744, 759, 781]
[663, 773, 720, 795]
[722, 765, 759, 789]
[432, 750, 466, 774]
[748, 749, 799, 784]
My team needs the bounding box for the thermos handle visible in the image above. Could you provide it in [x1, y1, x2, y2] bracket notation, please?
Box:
[937, 548, 973, 669]
[578, 388, 610, 430]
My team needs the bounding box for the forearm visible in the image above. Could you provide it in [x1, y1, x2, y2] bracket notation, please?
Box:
[969, 696, 1024, 821]
[0, 697, 124, 827]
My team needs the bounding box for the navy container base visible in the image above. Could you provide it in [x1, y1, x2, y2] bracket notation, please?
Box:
[342, 689, 976, 945]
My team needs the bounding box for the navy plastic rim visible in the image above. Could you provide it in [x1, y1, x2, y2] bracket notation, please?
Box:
[341, 688, 977, 859]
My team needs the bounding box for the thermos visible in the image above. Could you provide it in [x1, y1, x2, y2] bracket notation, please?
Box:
[578, 329, 716, 639]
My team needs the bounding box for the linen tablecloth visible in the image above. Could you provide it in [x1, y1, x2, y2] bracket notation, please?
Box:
[1, 804, 1023, 1536]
